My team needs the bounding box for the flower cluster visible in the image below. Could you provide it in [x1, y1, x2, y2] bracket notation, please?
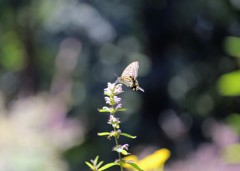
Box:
[113, 144, 130, 155]
[108, 115, 121, 129]
[102, 83, 123, 113]
[98, 83, 135, 157]
[104, 83, 123, 96]
[87, 82, 141, 171]
[100, 83, 124, 131]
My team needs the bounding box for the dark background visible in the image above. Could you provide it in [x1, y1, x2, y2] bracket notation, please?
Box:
[0, 0, 240, 171]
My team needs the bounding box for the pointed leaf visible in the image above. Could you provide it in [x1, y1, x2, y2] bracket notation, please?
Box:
[126, 162, 143, 171]
[122, 160, 143, 171]
[94, 156, 99, 164]
[121, 150, 129, 155]
[116, 108, 127, 112]
[120, 133, 137, 139]
[98, 162, 119, 171]
[85, 161, 94, 170]
[97, 161, 104, 168]
[97, 132, 110, 136]
[98, 108, 110, 113]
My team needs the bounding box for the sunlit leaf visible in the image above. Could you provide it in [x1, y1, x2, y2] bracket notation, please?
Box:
[98, 162, 119, 171]
[94, 155, 99, 164]
[121, 160, 143, 171]
[97, 132, 110, 136]
[121, 150, 129, 155]
[137, 148, 170, 170]
[117, 108, 127, 112]
[96, 161, 104, 168]
[85, 161, 94, 170]
[224, 36, 240, 58]
[98, 108, 110, 113]
[217, 70, 240, 96]
[120, 133, 137, 139]
[122, 148, 171, 171]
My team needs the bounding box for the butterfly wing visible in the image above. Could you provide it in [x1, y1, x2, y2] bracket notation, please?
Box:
[121, 61, 139, 79]
[118, 61, 144, 92]
[132, 61, 139, 79]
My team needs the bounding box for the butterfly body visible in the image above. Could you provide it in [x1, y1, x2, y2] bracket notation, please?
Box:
[116, 61, 144, 92]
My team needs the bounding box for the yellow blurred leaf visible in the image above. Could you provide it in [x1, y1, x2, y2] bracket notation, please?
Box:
[122, 155, 138, 170]
[217, 70, 240, 96]
[123, 148, 171, 171]
[222, 144, 240, 164]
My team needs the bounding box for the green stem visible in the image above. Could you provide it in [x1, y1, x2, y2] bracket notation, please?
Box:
[114, 127, 123, 171]
[110, 89, 123, 171]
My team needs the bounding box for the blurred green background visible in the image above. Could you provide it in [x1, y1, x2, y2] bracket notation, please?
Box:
[1, 0, 240, 170]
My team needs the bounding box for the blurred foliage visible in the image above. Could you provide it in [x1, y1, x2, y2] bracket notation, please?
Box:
[1, 31, 26, 71]
[225, 113, 240, 134]
[217, 71, 240, 96]
[123, 148, 170, 171]
[219, 35, 240, 96]
[0, 94, 82, 171]
[224, 36, 240, 58]
[222, 143, 240, 164]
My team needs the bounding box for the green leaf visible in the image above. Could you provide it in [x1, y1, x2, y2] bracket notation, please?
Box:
[120, 133, 137, 139]
[224, 36, 240, 58]
[121, 160, 143, 171]
[98, 108, 110, 113]
[217, 70, 240, 96]
[116, 108, 127, 112]
[225, 113, 240, 134]
[1, 31, 26, 71]
[126, 162, 143, 171]
[98, 162, 119, 171]
[94, 156, 99, 164]
[85, 161, 94, 170]
[98, 107, 116, 114]
[121, 150, 129, 155]
[97, 132, 110, 136]
[97, 161, 104, 168]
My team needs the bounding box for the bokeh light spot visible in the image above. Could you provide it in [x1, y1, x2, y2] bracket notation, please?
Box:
[217, 70, 240, 96]
[195, 94, 214, 115]
[224, 36, 240, 58]
[168, 76, 188, 100]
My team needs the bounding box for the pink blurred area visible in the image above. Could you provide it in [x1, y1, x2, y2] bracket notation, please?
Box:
[0, 37, 84, 171]
[166, 122, 240, 171]
[0, 94, 84, 171]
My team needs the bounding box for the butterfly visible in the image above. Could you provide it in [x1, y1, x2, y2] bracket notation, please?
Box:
[116, 61, 144, 92]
